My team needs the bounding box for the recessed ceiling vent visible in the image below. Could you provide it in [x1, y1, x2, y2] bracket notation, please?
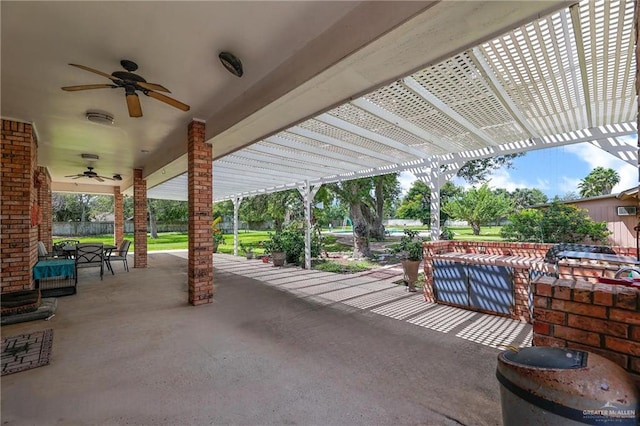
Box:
[81, 153, 100, 160]
[86, 111, 114, 125]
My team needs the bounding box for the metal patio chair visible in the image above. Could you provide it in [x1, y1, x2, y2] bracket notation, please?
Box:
[75, 243, 104, 283]
[105, 240, 131, 274]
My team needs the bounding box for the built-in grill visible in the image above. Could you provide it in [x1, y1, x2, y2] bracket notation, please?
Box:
[543, 243, 616, 264]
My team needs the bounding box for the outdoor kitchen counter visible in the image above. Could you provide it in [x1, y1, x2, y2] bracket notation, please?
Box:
[431, 252, 553, 273]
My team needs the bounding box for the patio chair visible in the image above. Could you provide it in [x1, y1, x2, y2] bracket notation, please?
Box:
[53, 239, 80, 258]
[37, 241, 56, 260]
[106, 240, 131, 274]
[75, 243, 104, 283]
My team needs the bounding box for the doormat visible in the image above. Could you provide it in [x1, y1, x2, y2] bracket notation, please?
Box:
[1, 329, 53, 376]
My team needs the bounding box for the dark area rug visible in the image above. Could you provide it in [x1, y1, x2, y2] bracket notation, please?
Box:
[1, 329, 53, 376]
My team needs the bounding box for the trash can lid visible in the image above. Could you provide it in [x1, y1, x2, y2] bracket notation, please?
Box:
[502, 347, 587, 369]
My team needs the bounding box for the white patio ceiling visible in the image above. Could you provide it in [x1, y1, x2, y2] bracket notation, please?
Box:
[148, 0, 638, 202]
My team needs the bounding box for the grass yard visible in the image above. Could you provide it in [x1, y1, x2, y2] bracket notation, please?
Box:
[53, 225, 504, 253]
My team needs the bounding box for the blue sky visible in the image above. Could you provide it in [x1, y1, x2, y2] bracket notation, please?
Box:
[399, 135, 638, 200]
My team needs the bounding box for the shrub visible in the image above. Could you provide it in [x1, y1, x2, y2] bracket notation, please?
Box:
[263, 224, 323, 265]
[501, 202, 611, 244]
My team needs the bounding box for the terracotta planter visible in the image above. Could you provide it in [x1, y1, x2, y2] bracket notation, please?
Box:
[401, 259, 421, 290]
[272, 251, 286, 267]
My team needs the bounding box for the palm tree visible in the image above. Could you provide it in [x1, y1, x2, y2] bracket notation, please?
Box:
[578, 167, 620, 198]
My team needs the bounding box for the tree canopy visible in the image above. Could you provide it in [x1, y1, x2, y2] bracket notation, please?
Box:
[577, 167, 620, 198]
[441, 184, 513, 235]
[501, 201, 611, 243]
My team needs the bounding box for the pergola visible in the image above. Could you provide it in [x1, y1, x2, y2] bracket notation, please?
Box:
[1, 0, 638, 304]
[148, 0, 638, 264]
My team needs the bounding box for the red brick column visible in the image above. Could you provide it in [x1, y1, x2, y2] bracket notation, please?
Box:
[1, 120, 38, 292]
[37, 167, 52, 251]
[113, 186, 124, 248]
[187, 119, 213, 305]
[133, 169, 147, 268]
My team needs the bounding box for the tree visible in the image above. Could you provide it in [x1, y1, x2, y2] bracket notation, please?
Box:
[396, 180, 462, 225]
[509, 188, 548, 211]
[326, 173, 400, 258]
[501, 201, 611, 243]
[52, 193, 98, 222]
[328, 179, 374, 258]
[577, 167, 620, 198]
[456, 154, 524, 184]
[396, 180, 431, 224]
[442, 184, 513, 235]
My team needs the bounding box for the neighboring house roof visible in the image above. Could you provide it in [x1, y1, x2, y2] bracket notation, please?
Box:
[533, 187, 639, 208]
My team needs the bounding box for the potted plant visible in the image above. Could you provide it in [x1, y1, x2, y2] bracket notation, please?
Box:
[239, 242, 254, 259]
[390, 229, 425, 292]
[262, 232, 286, 266]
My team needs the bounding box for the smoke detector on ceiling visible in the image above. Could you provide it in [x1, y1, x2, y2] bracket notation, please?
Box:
[86, 111, 114, 125]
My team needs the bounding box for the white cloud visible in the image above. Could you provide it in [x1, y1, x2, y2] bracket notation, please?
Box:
[485, 168, 535, 191]
[564, 140, 638, 192]
[398, 171, 416, 196]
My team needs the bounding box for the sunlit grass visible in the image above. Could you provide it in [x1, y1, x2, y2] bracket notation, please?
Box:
[53, 225, 505, 253]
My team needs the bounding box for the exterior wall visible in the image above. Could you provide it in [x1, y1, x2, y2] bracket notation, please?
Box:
[568, 197, 638, 247]
[0, 120, 38, 293]
[133, 169, 147, 268]
[532, 276, 640, 384]
[187, 120, 213, 306]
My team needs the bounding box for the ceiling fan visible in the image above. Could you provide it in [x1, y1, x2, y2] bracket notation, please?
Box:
[65, 167, 114, 183]
[61, 60, 190, 118]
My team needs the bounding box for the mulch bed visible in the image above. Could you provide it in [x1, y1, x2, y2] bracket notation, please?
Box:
[1, 329, 53, 376]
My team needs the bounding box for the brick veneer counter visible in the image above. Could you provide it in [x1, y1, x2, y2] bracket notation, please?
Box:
[432, 252, 554, 273]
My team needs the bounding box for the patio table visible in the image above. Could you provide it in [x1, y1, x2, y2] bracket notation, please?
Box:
[63, 243, 117, 273]
[33, 259, 76, 297]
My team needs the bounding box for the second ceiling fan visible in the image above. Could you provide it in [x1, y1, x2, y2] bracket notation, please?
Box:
[62, 60, 190, 118]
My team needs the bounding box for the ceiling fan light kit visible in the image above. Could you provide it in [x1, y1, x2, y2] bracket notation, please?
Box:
[64, 166, 114, 183]
[218, 51, 243, 77]
[62, 60, 190, 118]
[86, 111, 114, 125]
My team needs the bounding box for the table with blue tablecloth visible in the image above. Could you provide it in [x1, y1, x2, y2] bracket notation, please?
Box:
[33, 259, 76, 297]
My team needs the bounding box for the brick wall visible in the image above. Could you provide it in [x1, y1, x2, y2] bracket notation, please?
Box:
[37, 166, 52, 250]
[187, 120, 213, 306]
[133, 169, 147, 268]
[1, 120, 37, 292]
[113, 186, 123, 248]
[533, 276, 640, 383]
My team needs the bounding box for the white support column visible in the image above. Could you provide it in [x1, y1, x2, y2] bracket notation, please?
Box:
[233, 196, 242, 256]
[298, 181, 321, 270]
[414, 162, 460, 241]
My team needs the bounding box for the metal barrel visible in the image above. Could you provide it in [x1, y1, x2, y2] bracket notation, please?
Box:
[497, 347, 639, 425]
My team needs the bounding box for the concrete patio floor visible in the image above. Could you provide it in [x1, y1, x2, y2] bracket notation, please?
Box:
[1, 252, 532, 425]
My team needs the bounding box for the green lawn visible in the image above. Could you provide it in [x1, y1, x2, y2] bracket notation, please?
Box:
[54, 226, 504, 253]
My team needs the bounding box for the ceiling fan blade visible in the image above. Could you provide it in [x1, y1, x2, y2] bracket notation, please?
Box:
[137, 82, 171, 93]
[126, 93, 143, 118]
[99, 176, 115, 181]
[62, 84, 118, 91]
[69, 63, 118, 81]
[95, 176, 104, 182]
[64, 174, 79, 177]
[72, 176, 82, 179]
[144, 90, 190, 111]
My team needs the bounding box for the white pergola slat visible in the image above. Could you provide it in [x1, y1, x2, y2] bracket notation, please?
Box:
[148, 0, 638, 209]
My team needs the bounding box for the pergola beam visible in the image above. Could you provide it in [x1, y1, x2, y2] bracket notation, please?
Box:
[402, 76, 498, 146]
